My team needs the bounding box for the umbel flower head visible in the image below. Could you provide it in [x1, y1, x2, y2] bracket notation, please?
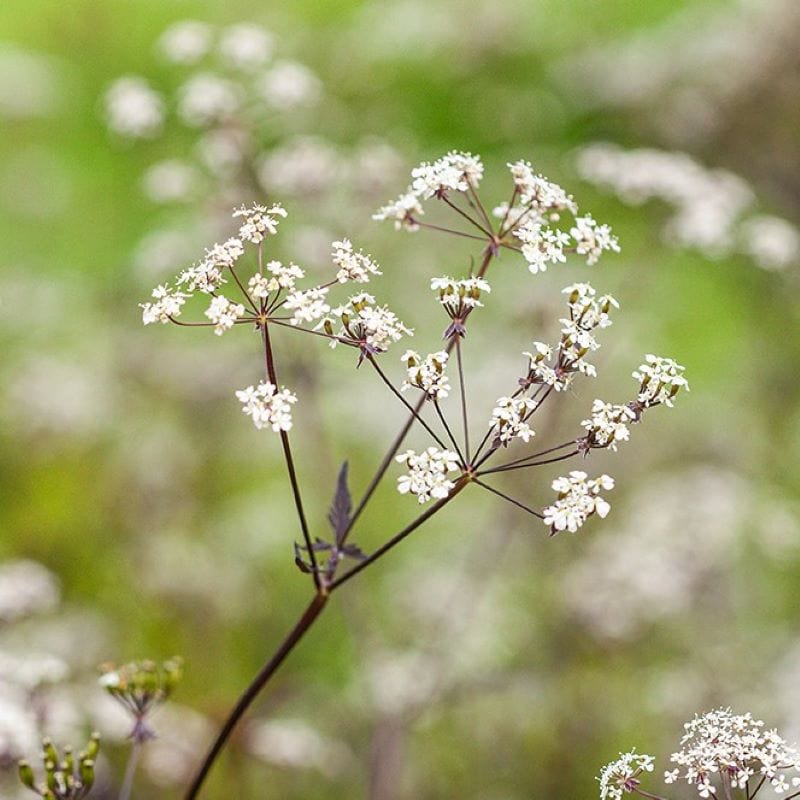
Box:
[99, 657, 183, 743]
[597, 749, 655, 800]
[665, 708, 800, 797]
[18, 733, 100, 799]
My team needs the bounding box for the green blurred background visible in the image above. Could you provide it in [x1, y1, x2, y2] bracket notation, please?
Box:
[1, 0, 799, 797]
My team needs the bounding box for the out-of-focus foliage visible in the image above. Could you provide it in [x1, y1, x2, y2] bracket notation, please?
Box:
[1, 1, 799, 798]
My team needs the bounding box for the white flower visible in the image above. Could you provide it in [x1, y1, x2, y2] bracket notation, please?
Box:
[141, 160, 200, 204]
[177, 72, 241, 127]
[523, 343, 573, 392]
[740, 214, 800, 271]
[633, 355, 689, 408]
[430, 276, 491, 313]
[177, 238, 243, 294]
[571, 214, 620, 265]
[507, 161, 577, 214]
[205, 295, 245, 335]
[219, 23, 274, 70]
[156, 20, 212, 64]
[543, 471, 614, 534]
[582, 399, 636, 451]
[141, 285, 189, 325]
[259, 61, 321, 110]
[667, 708, 800, 797]
[284, 287, 330, 326]
[236, 381, 297, 432]
[0, 560, 60, 623]
[372, 191, 423, 231]
[233, 203, 287, 244]
[105, 76, 164, 138]
[489, 396, 537, 445]
[411, 151, 483, 198]
[597, 750, 655, 800]
[331, 239, 382, 283]
[321, 293, 412, 353]
[562, 283, 619, 330]
[396, 447, 460, 504]
[514, 221, 571, 274]
[401, 350, 450, 399]
[248, 261, 305, 298]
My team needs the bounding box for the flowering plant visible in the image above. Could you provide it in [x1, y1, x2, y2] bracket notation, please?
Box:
[134, 149, 690, 797]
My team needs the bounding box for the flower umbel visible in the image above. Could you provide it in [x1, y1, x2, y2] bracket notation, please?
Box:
[396, 447, 460, 504]
[236, 382, 297, 432]
[597, 750, 655, 800]
[543, 471, 614, 534]
[18, 734, 101, 799]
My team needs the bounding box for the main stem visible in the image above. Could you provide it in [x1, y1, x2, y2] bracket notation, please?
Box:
[118, 740, 142, 800]
[184, 593, 329, 800]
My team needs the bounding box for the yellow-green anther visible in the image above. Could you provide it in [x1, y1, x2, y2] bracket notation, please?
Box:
[86, 733, 100, 760]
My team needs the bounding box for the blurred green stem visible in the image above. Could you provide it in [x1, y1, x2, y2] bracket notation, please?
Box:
[118, 740, 142, 800]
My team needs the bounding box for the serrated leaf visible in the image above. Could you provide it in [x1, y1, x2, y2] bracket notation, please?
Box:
[328, 461, 352, 546]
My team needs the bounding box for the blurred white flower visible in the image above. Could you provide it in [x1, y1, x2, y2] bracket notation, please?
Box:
[741, 214, 800, 270]
[219, 23, 274, 70]
[105, 76, 164, 138]
[177, 72, 241, 127]
[259, 60, 321, 110]
[141, 159, 200, 204]
[157, 20, 213, 64]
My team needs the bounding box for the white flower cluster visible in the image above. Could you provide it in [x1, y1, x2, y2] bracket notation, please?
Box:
[401, 350, 450, 399]
[571, 214, 621, 266]
[597, 750, 655, 800]
[396, 447, 460, 504]
[373, 151, 482, 229]
[514, 214, 619, 274]
[576, 143, 800, 269]
[521, 284, 618, 391]
[248, 261, 305, 298]
[489, 396, 537, 445]
[543, 471, 614, 534]
[177, 237, 243, 293]
[372, 192, 424, 231]
[233, 202, 288, 244]
[0, 560, 60, 623]
[331, 239, 382, 284]
[140, 285, 189, 325]
[104, 76, 164, 138]
[633, 355, 689, 408]
[411, 151, 484, 198]
[284, 287, 331, 326]
[431, 276, 491, 316]
[508, 160, 577, 214]
[319, 293, 412, 354]
[582, 399, 636, 451]
[205, 295, 245, 335]
[513, 221, 571, 274]
[235, 381, 297, 432]
[665, 708, 800, 797]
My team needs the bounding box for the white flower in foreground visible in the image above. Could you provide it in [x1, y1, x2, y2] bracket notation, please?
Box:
[543, 471, 614, 534]
[372, 191, 423, 231]
[331, 239, 382, 284]
[396, 447, 460, 504]
[401, 350, 450, 399]
[411, 151, 483, 198]
[514, 221, 571, 274]
[233, 203, 287, 244]
[431, 276, 491, 313]
[248, 261, 305, 298]
[105, 76, 164, 138]
[507, 161, 577, 214]
[205, 295, 245, 335]
[141, 285, 189, 325]
[582, 399, 636, 451]
[523, 342, 573, 392]
[236, 381, 297, 432]
[571, 214, 620, 265]
[284, 287, 330, 326]
[598, 750, 655, 800]
[563, 283, 619, 330]
[668, 708, 800, 797]
[633, 355, 689, 408]
[321, 293, 412, 354]
[489, 396, 537, 445]
[157, 20, 212, 64]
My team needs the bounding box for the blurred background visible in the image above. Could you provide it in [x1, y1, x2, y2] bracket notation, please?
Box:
[1, 0, 799, 797]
